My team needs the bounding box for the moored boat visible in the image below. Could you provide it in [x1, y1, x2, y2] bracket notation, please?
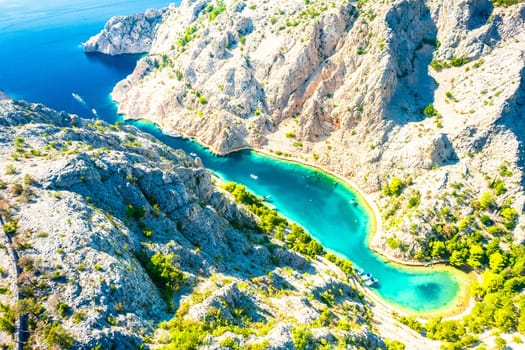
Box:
[361, 273, 372, 281]
[365, 278, 378, 286]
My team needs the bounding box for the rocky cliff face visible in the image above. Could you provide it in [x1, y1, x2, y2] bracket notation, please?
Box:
[0, 99, 387, 348]
[108, 0, 525, 260]
[82, 8, 168, 55]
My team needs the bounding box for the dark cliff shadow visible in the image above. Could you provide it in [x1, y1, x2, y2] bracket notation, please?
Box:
[85, 51, 144, 74]
[466, 0, 494, 30]
[383, 0, 439, 127]
[496, 65, 525, 189]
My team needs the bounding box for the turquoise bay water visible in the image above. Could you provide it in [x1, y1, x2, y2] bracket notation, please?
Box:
[0, 1, 460, 312]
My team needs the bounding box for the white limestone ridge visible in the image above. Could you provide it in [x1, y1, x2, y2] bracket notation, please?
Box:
[82, 7, 168, 55]
[105, 0, 525, 260]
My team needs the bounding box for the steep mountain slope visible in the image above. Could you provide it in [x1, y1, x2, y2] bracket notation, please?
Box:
[106, 0, 525, 262]
[0, 99, 390, 349]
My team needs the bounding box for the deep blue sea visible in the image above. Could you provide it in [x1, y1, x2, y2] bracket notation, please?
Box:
[0, 0, 460, 312]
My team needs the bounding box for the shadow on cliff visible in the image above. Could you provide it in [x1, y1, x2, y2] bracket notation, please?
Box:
[85, 52, 144, 74]
[496, 65, 525, 189]
[383, 0, 439, 127]
[466, 0, 494, 31]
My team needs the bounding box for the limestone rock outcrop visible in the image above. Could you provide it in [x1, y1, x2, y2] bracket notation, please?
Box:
[82, 8, 168, 55]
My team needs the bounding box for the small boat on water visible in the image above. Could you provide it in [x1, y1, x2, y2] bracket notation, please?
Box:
[366, 278, 378, 286]
[250, 174, 258, 180]
[356, 268, 364, 275]
[91, 108, 98, 117]
[189, 152, 197, 157]
[361, 273, 373, 281]
[262, 195, 271, 201]
[349, 198, 357, 206]
[72, 92, 86, 105]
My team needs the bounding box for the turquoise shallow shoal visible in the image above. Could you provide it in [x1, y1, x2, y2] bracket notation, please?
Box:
[0, 0, 460, 312]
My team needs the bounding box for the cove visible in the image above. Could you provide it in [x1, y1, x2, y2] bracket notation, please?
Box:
[0, 0, 461, 313]
[132, 121, 462, 313]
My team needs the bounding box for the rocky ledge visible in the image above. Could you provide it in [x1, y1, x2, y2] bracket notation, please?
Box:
[82, 7, 168, 55]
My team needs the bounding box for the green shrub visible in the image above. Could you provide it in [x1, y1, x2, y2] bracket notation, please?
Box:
[4, 164, 16, 175]
[125, 205, 146, 220]
[386, 237, 402, 250]
[492, 0, 523, 6]
[286, 224, 324, 258]
[500, 207, 518, 229]
[198, 96, 208, 104]
[291, 324, 313, 350]
[178, 25, 198, 47]
[383, 177, 404, 196]
[72, 310, 87, 324]
[386, 340, 406, 350]
[407, 195, 420, 208]
[479, 192, 495, 210]
[423, 104, 438, 118]
[490, 179, 507, 196]
[2, 219, 18, 235]
[450, 57, 469, 67]
[220, 337, 241, 350]
[205, 1, 226, 22]
[57, 303, 70, 317]
[143, 228, 153, 238]
[0, 303, 15, 334]
[44, 322, 75, 349]
[146, 253, 186, 293]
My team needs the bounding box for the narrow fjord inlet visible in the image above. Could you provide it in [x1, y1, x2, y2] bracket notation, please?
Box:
[3, 0, 525, 349]
[0, 0, 460, 313]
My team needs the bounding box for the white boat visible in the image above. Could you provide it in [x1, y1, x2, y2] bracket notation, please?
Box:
[262, 195, 271, 201]
[365, 278, 378, 286]
[91, 108, 98, 117]
[189, 152, 197, 157]
[361, 273, 372, 281]
[349, 198, 357, 206]
[250, 174, 258, 180]
[72, 92, 86, 105]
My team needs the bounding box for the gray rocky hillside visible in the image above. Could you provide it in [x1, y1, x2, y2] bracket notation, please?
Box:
[104, 0, 525, 262]
[0, 99, 389, 349]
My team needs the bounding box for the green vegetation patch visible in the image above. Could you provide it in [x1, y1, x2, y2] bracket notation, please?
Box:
[178, 25, 198, 47]
[205, 1, 226, 21]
